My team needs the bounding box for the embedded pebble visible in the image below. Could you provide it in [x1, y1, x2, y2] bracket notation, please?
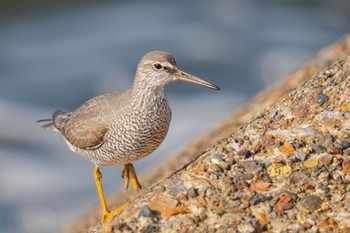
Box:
[266, 127, 319, 140]
[304, 159, 319, 169]
[137, 205, 155, 218]
[210, 154, 230, 170]
[295, 151, 307, 161]
[345, 174, 350, 182]
[275, 195, 294, 213]
[312, 145, 325, 153]
[187, 187, 198, 198]
[237, 223, 255, 233]
[250, 193, 271, 206]
[316, 111, 343, 123]
[141, 224, 159, 233]
[332, 193, 343, 202]
[317, 94, 329, 106]
[339, 140, 350, 150]
[299, 195, 322, 213]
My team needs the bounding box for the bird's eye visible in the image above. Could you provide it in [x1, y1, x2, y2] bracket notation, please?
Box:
[153, 63, 162, 70]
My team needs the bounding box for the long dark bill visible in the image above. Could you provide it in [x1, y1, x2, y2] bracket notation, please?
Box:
[177, 69, 220, 90]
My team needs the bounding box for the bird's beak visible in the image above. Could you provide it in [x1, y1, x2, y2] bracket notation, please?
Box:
[176, 69, 220, 90]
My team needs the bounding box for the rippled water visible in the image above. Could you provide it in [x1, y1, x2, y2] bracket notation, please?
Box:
[1, 1, 350, 232]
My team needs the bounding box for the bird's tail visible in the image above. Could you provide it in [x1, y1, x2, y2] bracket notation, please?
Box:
[36, 110, 71, 131]
[36, 118, 56, 131]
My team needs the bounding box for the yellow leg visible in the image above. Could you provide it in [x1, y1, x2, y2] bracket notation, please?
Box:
[121, 163, 142, 190]
[94, 167, 128, 223]
[121, 164, 130, 189]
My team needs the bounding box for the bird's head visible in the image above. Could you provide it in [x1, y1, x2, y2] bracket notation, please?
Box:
[134, 51, 220, 91]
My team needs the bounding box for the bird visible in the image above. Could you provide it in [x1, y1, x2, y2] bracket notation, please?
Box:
[37, 51, 220, 223]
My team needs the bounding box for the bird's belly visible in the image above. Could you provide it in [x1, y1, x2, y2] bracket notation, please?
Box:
[77, 108, 171, 166]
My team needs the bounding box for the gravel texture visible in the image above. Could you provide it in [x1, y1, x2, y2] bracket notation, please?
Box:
[65, 35, 350, 232]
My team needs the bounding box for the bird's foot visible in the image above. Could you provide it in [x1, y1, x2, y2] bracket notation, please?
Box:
[100, 203, 129, 224]
[121, 163, 142, 190]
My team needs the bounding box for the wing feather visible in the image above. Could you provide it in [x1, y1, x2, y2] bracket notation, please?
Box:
[59, 95, 111, 150]
[62, 119, 108, 149]
[43, 90, 130, 150]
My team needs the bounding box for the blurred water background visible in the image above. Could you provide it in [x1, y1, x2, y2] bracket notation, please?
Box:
[1, 0, 350, 232]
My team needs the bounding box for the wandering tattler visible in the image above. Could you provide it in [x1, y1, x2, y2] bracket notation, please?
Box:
[37, 51, 220, 223]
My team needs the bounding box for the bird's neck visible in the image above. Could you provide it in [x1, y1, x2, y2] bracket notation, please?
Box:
[131, 84, 166, 109]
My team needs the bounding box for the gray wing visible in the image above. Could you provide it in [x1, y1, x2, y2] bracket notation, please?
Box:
[59, 95, 111, 150]
[61, 90, 131, 149]
[38, 90, 130, 150]
[62, 119, 108, 149]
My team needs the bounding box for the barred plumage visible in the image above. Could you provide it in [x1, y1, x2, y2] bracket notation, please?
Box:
[37, 51, 219, 223]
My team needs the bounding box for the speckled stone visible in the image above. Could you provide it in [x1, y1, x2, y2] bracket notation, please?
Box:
[137, 205, 155, 218]
[317, 94, 329, 106]
[339, 140, 350, 150]
[299, 195, 323, 213]
[187, 187, 198, 198]
[295, 151, 307, 161]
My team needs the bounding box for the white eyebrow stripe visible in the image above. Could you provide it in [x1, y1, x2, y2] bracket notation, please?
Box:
[145, 61, 173, 67]
[161, 62, 174, 68]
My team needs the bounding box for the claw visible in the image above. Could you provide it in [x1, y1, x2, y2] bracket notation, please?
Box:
[121, 165, 130, 189]
[100, 203, 129, 224]
[121, 163, 142, 191]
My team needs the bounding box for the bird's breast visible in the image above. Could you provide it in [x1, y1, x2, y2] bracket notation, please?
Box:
[105, 96, 172, 159]
[129, 98, 171, 142]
